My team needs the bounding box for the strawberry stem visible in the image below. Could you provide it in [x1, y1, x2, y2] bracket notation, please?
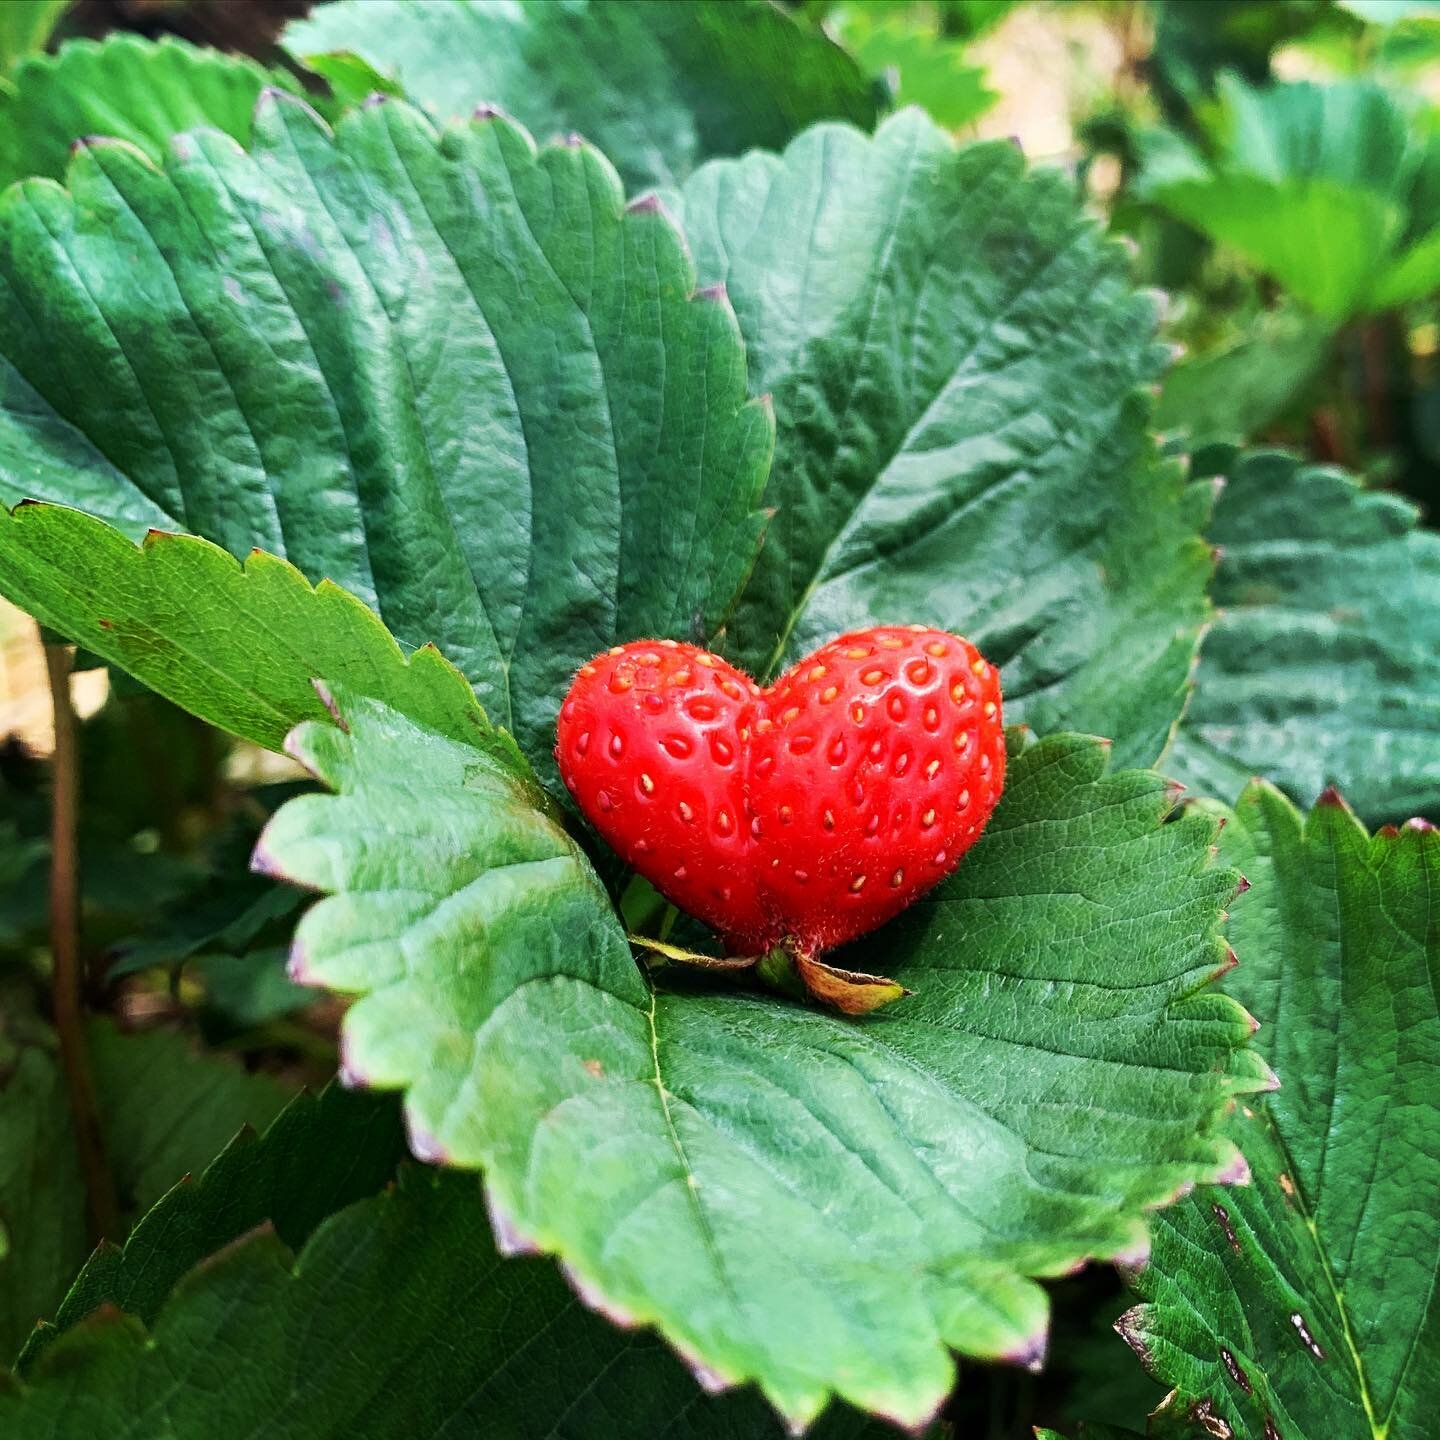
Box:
[754, 940, 812, 1002]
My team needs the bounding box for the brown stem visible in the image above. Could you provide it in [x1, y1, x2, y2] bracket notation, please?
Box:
[1308, 406, 1345, 465]
[1359, 316, 1394, 451]
[45, 643, 116, 1244]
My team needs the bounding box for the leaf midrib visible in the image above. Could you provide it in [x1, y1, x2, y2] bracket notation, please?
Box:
[641, 983, 740, 1318]
[1261, 1105, 1383, 1439]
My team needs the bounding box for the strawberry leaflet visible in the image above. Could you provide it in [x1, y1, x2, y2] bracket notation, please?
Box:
[257, 684, 1270, 1430]
[0, 32, 300, 188]
[1118, 786, 1440, 1440]
[1169, 449, 1440, 826]
[679, 109, 1212, 767]
[0, 95, 771, 781]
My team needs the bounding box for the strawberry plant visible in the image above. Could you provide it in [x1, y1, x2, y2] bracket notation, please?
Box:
[0, 4, 1434, 1440]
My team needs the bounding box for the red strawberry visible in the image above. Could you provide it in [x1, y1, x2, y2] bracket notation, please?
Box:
[556, 625, 1005, 965]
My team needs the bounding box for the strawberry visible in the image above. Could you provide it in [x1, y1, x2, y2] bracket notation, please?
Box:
[556, 625, 1005, 973]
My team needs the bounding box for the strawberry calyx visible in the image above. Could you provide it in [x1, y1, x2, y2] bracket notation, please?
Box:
[629, 932, 909, 1015]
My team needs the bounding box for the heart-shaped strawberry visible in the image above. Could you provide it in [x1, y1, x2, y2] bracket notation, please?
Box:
[556, 625, 1005, 963]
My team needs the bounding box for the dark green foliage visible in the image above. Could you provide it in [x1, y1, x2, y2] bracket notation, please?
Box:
[20, 1084, 405, 1370]
[3, 1165, 911, 1439]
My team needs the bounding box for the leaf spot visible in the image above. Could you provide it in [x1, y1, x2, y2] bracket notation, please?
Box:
[1211, 1201, 1241, 1253]
[1289, 1312, 1327, 1361]
[1219, 1347, 1252, 1394]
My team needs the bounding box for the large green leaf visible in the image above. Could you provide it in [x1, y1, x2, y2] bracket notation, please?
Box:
[0, 1013, 290, 1360]
[283, 0, 879, 193]
[19, 1084, 406, 1369]
[0, 1166, 896, 1440]
[0, 34, 297, 191]
[0, 102, 1214, 782]
[1118, 784, 1440, 1440]
[1168, 449, 1440, 825]
[679, 108, 1213, 768]
[1143, 76, 1440, 317]
[254, 681, 1268, 1429]
[0, 94, 770, 775]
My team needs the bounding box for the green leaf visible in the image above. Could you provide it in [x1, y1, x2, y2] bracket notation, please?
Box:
[0, 0, 67, 78]
[1154, 307, 1334, 448]
[1152, 174, 1401, 319]
[102, 790, 313, 1027]
[679, 109, 1213, 768]
[109, 873, 302, 979]
[0, 1026, 82, 1362]
[0, 512, 525, 764]
[19, 1083, 405, 1370]
[1144, 76, 1440, 317]
[1118, 784, 1440, 1440]
[0, 1014, 291, 1360]
[1168, 449, 1440, 825]
[283, 0, 879, 193]
[190, 950, 312, 1028]
[0, 1166, 901, 1439]
[828, 7, 996, 130]
[0, 94, 771, 777]
[0, 34, 299, 190]
[298, 49, 404, 111]
[256, 684, 1268, 1429]
[88, 1022, 291, 1221]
